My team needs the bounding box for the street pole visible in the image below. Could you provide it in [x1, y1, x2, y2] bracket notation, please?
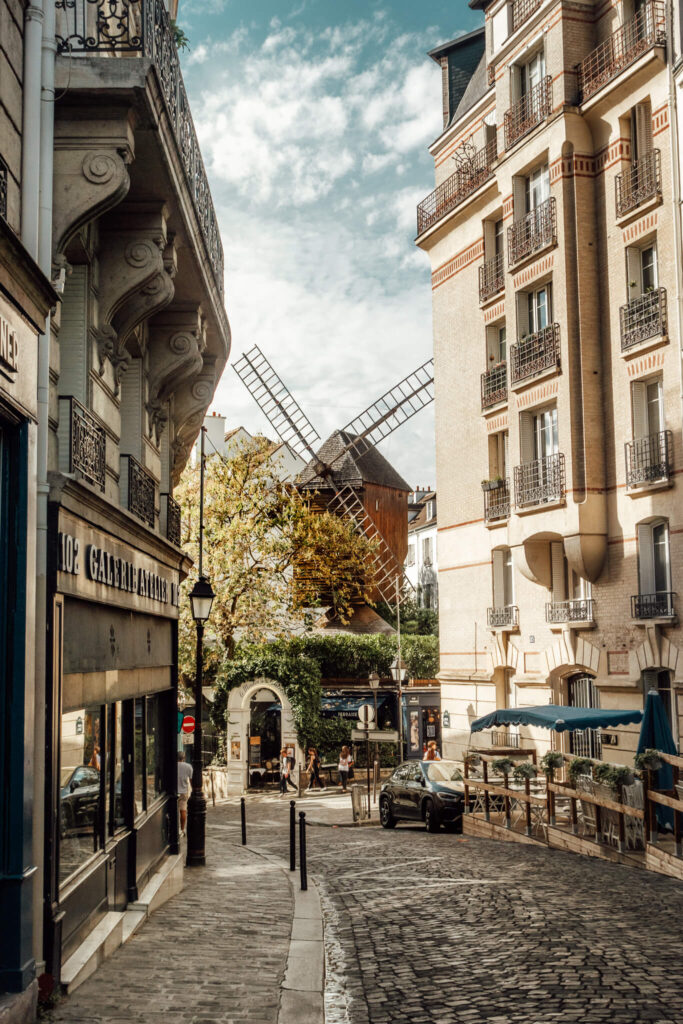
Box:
[187, 427, 207, 867]
[396, 577, 404, 761]
[366, 734, 371, 820]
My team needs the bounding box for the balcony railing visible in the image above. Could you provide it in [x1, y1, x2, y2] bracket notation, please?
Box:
[0, 155, 7, 221]
[577, 1, 666, 103]
[514, 452, 565, 507]
[479, 252, 505, 303]
[58, 396, 106, 491]
[487, 605, 519, 628]
[417, 139, 497, 235]
[55, 0, 224, 296]
[504, 75, 552, 150]
[481, 361, 508, 410]
[631, 592, 675, 619]
[615, 149, 661, 218]
[625, 429, 672, 489]
[546, 598, 595, 624]
[122, 454, 155, 527]
[161, 492, 181, 545]
[512, 0, 543, 32]
[484, 480, 511, 523]
[508, 196, 556, 266]
[510, 323, 560, 385]
[620, 287, 667, 351]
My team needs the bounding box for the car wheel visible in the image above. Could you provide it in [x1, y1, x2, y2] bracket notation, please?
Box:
[379, 796, 397, 829]
[424, 799, 440, 833]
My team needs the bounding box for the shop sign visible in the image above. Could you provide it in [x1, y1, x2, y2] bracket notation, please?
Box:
[0, 299, 37, 418]
[0, 314, 18, 378]
[56, 510, 181, 618]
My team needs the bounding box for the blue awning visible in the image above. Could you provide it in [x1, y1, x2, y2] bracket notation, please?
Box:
[321, 694, 389, 720]
[471, 704, 643, 734]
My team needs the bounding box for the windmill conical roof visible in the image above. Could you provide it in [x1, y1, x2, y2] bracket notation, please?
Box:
[299, 430, 411, 492]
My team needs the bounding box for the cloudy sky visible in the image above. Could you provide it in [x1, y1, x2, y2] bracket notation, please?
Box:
[179, 0, 482, 488]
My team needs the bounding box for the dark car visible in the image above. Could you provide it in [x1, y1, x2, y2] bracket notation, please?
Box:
[60, 765, 101, 836]
[379, 760, 466, 833]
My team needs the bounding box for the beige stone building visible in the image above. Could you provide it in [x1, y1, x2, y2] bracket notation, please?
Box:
[417, 0, 681, 765]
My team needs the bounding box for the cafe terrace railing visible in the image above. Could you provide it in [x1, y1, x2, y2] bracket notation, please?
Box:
[54, 0, 224, 297]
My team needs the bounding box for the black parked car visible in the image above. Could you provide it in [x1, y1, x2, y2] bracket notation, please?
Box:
[60, 765, 101, 836]
[379, 760, 466, 832]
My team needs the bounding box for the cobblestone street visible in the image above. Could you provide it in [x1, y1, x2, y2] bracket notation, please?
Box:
[50, 793, 683, 1024]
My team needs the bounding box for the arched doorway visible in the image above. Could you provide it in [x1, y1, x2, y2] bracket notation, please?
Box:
[226, 677, 303, 793]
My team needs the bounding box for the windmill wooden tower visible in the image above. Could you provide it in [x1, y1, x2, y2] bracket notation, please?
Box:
[233, 345, 434, 606]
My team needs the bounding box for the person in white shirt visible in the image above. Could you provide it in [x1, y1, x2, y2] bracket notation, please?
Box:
[337, 745, 354, 792]
[177, 752, 193, 836]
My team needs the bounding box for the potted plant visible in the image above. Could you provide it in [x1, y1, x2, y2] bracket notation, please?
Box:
[492, 757, 515, 776]
[593, 762, 635, 790]
[634, 749, 663, 772]
[540, 751, 564, 776]
[567, 757, 594, 786]
[464, 753, 481, 769]
[512, 761, 537, 783]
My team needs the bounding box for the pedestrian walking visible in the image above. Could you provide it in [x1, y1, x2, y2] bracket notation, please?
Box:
[279, 747, 297, 795]
[424, 740, 441, 761]
[306, 747, 325, 791]
[177, 751, 193, 836]
[337, 745, 354, 791]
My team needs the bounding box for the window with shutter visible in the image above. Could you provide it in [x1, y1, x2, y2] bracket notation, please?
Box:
[58, 265, 89, 406]
[120, 358, 143, 461]
[512, 176, 526, 221]
[631, 380, 648, 439]
[492, 548, 506, 607]
[634, 100, 653, 160]
[637, 522, 656, 595]
[503, 548, 514, 606]
[516, 290, 530, 338]
[641, 244, 657, 291]
[519, 412, 535, 464]
[626, 246, 642, 298]
[551, 541, 567, 601]
[652, 521, 671, 593]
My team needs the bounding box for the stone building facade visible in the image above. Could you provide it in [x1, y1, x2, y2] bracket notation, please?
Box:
[417, 0, 680, 765]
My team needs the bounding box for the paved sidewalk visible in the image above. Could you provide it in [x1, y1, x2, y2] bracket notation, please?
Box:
[50, 821, 296, 1024]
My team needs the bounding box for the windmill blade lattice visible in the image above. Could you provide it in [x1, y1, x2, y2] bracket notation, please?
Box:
[329, 485, 414, 605]
[233, 345, 320, 460]
[329, 358, 434, 470]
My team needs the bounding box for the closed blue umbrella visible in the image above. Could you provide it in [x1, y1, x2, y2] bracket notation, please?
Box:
[637, 690, 676, 830]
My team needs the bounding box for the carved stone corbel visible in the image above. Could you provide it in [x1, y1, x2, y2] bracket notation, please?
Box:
[53, 105, 135, 266]
[171, 356, 217, 484]
[146, 305, 206, 443]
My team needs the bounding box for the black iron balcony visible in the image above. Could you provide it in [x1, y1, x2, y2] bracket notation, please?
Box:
[55, 0, 224, 296]
[631, 592, 675, 619]
[504, 76, 552, 150]
[481, 362, 507, 410]
[514, 452, 565, 508]
[479, 252, 504, 303]
[483, 479, 511, 523]
[510, 323, 560, 385]
[487, 605, 519, 628]
[0, 155, 7, 221]
[508, 196, 556, 266]
[161, 492, 181, 545]
[122, 454, 155, 528]
[417, 139, 496, 235]
[615, 149, 661, 218]
[620, 287, 667, 351]
[512, 0, 543, 32]
[59, 396, 106, 491]
[625, 429, 672, 489]
[546, 598, 595, 624]
[577, 1, 666, 104]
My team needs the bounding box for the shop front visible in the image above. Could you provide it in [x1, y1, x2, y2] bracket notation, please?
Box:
[44, 494, 188, 978]
[403, 689, 442, 759]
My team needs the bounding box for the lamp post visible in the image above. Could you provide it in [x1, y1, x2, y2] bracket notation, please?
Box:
[368, 671, 380, 724]
[186, 426, 215, 868]
[391, 576, 409, 760]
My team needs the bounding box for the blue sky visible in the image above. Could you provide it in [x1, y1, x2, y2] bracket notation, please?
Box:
[179, 0, 482, 487]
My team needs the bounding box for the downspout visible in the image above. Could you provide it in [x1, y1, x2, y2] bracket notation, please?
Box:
[20, 3, 44, 257]
[666, 0, 683, 420]
[33, 0, 56, 974]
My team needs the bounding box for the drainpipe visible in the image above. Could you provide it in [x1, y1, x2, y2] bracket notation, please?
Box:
[666, 0, 683, 421]
[21, 3, 44, 257]
[33, 0, 56, 974]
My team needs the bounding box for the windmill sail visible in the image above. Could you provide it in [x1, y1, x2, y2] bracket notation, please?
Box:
[232, 345, 320, 460]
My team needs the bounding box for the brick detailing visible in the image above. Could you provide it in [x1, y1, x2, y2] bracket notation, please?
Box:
[626, 350, 666, 378]
[653, 103, 669, 137]
[486, 412, 509, 433]
[431, 238, 484, 290]
[503, 194, 514, 218]
[484, 300, 505, 324]
[512, 253, 555, 290]
[437, 516, 486, 533]
[515, 378, 559, 408]
[439, 559, 492, 572]
[622, 211, 658, 243]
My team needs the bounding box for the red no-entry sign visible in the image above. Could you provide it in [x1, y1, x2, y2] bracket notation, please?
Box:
[181, 715, 195, 734]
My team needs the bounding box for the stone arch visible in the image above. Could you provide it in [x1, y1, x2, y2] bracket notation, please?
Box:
[226, 676, 304, 793]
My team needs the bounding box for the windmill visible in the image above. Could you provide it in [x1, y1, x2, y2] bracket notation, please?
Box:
[233, 345, 434, 606]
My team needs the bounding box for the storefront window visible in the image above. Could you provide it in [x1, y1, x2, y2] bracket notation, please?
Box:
[59, 706, 102, 886]
[134, 697, 145, 817]
[146, 696, 164, 803]
[112, 702, 125, 831]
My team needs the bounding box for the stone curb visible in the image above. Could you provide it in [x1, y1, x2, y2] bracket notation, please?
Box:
[241, 847, 325, 1024]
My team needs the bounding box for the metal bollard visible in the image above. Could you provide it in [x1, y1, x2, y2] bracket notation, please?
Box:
[298, 811, 307, 891]
[289, 800, 296, 871]
[241, 796, 247, 846]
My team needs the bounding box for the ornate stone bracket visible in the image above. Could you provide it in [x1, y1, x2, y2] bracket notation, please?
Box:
[146, 305, 206, 444]
[171, 356, 217, 484]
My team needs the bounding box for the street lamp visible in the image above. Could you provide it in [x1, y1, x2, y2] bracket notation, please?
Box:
[390, 653, 409, 760]
[368, 671, 380, 724]
[186, 426, 214, 868]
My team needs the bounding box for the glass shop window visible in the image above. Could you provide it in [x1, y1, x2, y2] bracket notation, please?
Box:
[146, 696, 164, 803]
[59, 706, 103, 887]
[134, 697, 145, 817]
[112, 701, 125, 832]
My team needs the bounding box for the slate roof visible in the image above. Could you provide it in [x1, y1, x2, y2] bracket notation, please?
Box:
[408, 491, 437, 532]
[299, 430, 411, 493]
[452, 51, 488, 124]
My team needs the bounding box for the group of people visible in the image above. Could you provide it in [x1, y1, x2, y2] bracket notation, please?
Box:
[277, 745, 356, 795]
